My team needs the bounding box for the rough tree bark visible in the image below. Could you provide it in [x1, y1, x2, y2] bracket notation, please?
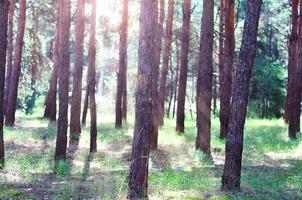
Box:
[0, 0, 9, 167]
[70, 0, 85, 141]
[176, 0, 191, 133]
[4, 0, 14, 115]
[219, 0, 235, 139]
[221, 0, 262, 191]
[44, 1, 60, 121]
[127, 0, 157, 198]
[285, 0, 299, 124]
[55, 0, 71, 161]
[196, 0, 214, 156]
[88, 0, 97, 153]
[5, 0, 26, 126]
[115, 0, 128, 128]
[159, 0, 175, 126]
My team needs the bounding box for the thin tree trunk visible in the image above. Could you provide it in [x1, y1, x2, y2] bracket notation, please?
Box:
[159, 0, 175, 125]
[4, 0, 14, 116]
[44, 2, 60, 121]
[150, 0, 165, 150]
[70, 0, 86, 141]
[55, 0, 71, 161]
[127, 0, 157, 198]
[0, 0, 9, 167]
[176, 0, 191, 133]
[196, 0, 214, 156]
[81, 81, 89, 126]
[167, 57, 174, 118]
[218, 0, 225, 120]
[88, 0, 97, 153]
[289, 0, 302, 139]
[122, 79, 127, 119]
[5, 0, 26, 126]
[285, 0, 299, 123]
[219, 0, 235, 139]
[221, 0, 262, 191]
[172, 40, 180, 119]
[116, 0, 128, 128]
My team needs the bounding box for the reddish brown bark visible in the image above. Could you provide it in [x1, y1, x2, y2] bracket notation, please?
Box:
[221, 0, 262, 191]
[289, 0, 302, 139]
[4, 0, 14, 115]
[115, 0, 128, 128]
[285, 0, 299, 124]
[70, 0, 86, 140]
[5, 0, 26, 126]
[88, 0, 97, 153]
[127, 0, 157, 198]
[176, 0, 191, 133]
[196, 0, 214, 156]
[219, 0, 235, 139]
[0, 0, 9, 167]
[159, 0, 175, 126]
[44, 4, 60, 121]
[55, 0, 71, 161]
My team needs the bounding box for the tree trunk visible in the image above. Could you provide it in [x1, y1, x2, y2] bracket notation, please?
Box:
[89, 0, 97, 153]
[285, 0, 299, 124]
[70, 0, 86, 141]
[115, 0, 128, 128]
[127, 0, 157, 198]
[4, 0, 14, 116]
[173, 40, 180, 119]
[150, 0, 164, 150]
[5, 0, 26, 126]
[196, 0, 214, 156]
[289, 0, 302, 139]
[55, 0, 71, 161]
[219, 0, 235, 139]
[44, 2, 60, 121]
[176, 0, 191, 133]
[0, 0, 9, 167]
[221, 0, 262, 191]
[81, 81, 89, 126]
[159, 0, 175, 125]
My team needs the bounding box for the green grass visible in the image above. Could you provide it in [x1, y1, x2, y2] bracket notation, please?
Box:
[0, 97, 301, 199]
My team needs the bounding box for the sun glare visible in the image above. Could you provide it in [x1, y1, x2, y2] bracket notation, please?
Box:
[95, 0, 122, 27]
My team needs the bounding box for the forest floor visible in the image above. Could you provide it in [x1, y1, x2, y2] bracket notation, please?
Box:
[0, 97, 302, 200]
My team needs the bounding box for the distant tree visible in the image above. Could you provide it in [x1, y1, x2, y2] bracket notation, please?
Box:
[55, 0, 71, 161]
[5, 0, 27, 126]
[70, 0, 86, 141]
[115, 0, 128, 128]
[287, 0, 300, 139]
[127, 0, 157, 198]
[196, 0, 214, 156]
[222, 0, 262, 191]
[88, 0, 97, 153]
[82, 79, 89, 126]
[219, 0, 235, 139]
[44, 1, 60, 121]
[4, 0, 15, 115]
[176, 0, 191, 133]
[159, 0, 175, 125]
[0, 0, 9, 168]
